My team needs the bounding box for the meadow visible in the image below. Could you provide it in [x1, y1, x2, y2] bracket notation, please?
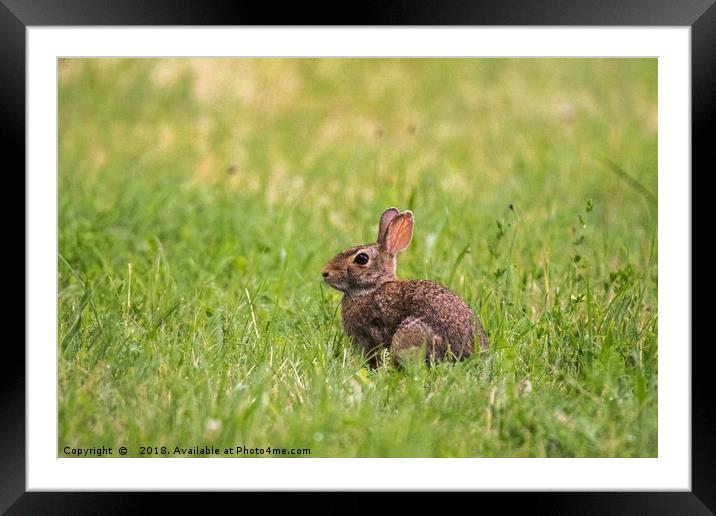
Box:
[58, 58, 657, 457]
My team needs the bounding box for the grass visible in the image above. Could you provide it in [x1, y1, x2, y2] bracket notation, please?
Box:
[58, 58, 657, 457]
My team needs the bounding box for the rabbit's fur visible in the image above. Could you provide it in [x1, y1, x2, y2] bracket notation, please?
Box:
[322, 208, 488, 366]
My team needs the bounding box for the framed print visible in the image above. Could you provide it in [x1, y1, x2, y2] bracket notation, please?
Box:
[7, 0, 712, 513]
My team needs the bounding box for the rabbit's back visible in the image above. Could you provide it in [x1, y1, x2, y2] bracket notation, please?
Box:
[342, 280, 488, 359]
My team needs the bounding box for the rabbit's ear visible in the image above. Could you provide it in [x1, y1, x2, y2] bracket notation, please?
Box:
[383, 211, 414, 255]
[377, 207, 400, 244]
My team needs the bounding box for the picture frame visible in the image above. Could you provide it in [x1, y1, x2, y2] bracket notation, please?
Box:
[7, 0, 710, 513]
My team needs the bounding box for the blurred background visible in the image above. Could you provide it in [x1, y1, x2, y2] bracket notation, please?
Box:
[59, 58, 657, 271]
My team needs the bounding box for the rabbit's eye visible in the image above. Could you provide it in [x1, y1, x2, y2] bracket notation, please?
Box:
[354, 253, 369, 265]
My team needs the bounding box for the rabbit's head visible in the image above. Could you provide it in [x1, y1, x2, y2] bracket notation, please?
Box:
[322, 207, 414, 297]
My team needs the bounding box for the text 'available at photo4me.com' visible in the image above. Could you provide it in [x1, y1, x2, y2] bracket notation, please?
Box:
[61, 444, 312, 457]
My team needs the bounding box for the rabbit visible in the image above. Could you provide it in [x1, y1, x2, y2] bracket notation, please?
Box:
[322, 207, 488, 367]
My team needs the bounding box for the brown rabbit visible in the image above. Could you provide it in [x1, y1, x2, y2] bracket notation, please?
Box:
[322, 207, 488, 366]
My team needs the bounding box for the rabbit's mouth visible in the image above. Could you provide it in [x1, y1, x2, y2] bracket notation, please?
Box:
[323, 272, 379, 298]
[322, 271, 365, 296]
[322, 272, 347, 292]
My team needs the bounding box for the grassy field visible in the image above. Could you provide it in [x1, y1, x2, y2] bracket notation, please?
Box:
[58, 58, 657, 457]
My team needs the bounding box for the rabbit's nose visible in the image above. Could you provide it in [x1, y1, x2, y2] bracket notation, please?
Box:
[322, 271, 330, 278]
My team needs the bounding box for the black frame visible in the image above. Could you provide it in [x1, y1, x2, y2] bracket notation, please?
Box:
[6, 1, 711, 514]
